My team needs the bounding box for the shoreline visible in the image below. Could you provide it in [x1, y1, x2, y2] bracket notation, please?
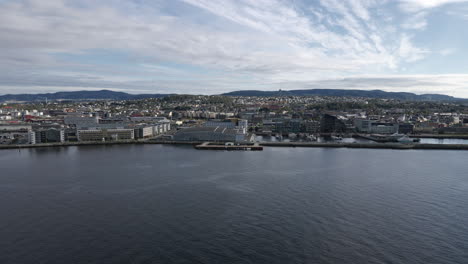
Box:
[409, 134, 468, 139]
[2, 140, 468, 151]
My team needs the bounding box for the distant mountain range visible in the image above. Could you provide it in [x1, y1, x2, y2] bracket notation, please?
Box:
[222, 89, 466, 101]
[0, 89, 465, 102]
[0, 90, 170, 102]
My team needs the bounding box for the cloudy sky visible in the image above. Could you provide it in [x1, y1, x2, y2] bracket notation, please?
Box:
[1, 0, 468, 97]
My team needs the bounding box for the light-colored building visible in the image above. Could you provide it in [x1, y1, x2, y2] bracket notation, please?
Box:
[204, 120, 236, 129]
[129, 116, 169, 122]
[0, 125, 33, 144]
[64, 115, 99, 128]
[355, 119, 398, 134]
[237, 119, 248, 133]
[173, 126, 247, 142]
[134, 126, 154, 139]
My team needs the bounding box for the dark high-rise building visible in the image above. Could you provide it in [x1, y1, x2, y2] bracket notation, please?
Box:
[320, 114, 346, 133]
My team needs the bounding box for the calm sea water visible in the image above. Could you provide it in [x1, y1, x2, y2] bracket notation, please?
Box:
[1, 145, 468, 264]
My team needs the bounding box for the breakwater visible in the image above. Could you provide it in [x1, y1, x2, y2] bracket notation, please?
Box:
[195, 142, 263, 151]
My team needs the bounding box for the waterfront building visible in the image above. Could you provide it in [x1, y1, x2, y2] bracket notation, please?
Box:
[355, 119, 400, 134]
[438, 127, 468, 134]
[303, 120, 320, 133]
[134, 126, 154, 139]
[28, 131, 36, 144]
[173, 126, 248, 142]
[0, 125, 33, 144]
[64, 115, 99, 128]
[320, 114, 347, 133]
[129, 116, 169, 122]
[398, 123, 414, 134]
[354, 119, 372, 132]
[369, 123, 398, 134]
[77, 128, 134, 141]
[237, 119, 248, 130]
[262, 118, 301, 134]
[204, 120, 236, 129]
[32, 128, 65, 144]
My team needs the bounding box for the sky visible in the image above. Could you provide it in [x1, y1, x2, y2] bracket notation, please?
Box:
[1, 0, 468, 97]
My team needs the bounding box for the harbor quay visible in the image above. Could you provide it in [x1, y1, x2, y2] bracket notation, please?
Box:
[3, 139, 468, 151]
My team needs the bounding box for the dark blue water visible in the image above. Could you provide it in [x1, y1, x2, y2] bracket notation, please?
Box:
[1, 145, 468, 264]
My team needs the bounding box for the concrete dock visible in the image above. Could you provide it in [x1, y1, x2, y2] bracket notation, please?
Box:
[258, 141, 468, 150]
[195, 142, 263, 151]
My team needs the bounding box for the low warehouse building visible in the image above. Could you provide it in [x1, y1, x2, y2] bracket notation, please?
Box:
[173, 126, 247, 142]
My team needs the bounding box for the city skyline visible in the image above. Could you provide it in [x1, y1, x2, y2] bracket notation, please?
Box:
[1, 0, 468, 97]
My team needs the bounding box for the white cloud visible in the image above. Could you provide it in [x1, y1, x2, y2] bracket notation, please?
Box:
[401, 11, 428, 30]
[3, 74, 468, 98]
[269, 74, 468, 98]
[399, 0, 468, 12]
[0, 0, 464, 97]
[398, 34, 429, 62]
[440, 48, 456, 56]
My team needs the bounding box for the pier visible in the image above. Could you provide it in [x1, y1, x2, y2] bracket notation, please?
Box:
[195, 142, 263, 151]
[258, 141, 468, 150]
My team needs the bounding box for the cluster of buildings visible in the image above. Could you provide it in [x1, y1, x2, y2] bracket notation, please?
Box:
[1, 93, 468, 145]
[0, 107, 171, 145]
[66, 115, 170, 142]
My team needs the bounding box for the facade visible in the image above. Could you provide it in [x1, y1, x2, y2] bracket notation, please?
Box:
[129, 116, 169, 122]
[237, 119, 248, 130]
[153, 123, 170, 135]
[134, 126, 154, 139]
[32, 129, 65, 144]
[289, 119, 302, 133]
[398, 123, 414, 134]
[28, 131, 36, 144]
[303, 120, 320, 133]
[355, 119, 400, 134]
[64, 116, 99, 128]
[354, 119, 372, 132]
[66, 114, 171, 141]
[320, 114, 347, 133]
[262, 118, 302, 133]
[0, 125, 33, 144]
[369, 123, 398, 134]
[173, 126, 247, 142]
[203, 120, 236, 129]
[0, 129, 32, 144]
[77, 129, 134, 141]
[439, 127, 468, 134]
